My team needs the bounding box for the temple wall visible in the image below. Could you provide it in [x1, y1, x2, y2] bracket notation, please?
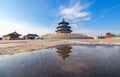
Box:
[3, 36, 11, 40]
[43, 33, 94, 39]
[3, 36, 20, 40]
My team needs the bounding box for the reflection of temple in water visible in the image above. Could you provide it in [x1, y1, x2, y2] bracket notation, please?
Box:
[56, 45, 72, 62]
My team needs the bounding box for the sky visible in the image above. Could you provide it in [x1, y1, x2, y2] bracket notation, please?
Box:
[0, 0, 120, 37]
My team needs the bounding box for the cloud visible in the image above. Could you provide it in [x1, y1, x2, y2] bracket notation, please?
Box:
[58, 0, 92, 32]
[0, 19, 54, 37]
[73, 16, 92, 23]
[59, 2, 91, 20]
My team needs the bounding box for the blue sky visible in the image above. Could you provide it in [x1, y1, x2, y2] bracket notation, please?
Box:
[0, 0, 120, 36]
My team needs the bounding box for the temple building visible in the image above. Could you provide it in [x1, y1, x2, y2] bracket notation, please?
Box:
[105, 32, 111, 39]
[42, 18, 95, 39]
[23, 34, 39, 40]
[3, 31, 21, 40]
[0, 37, 2, 40]
[56, 18, 72, 34]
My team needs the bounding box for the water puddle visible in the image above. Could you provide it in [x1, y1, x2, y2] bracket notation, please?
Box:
[0, 44, 120, 77]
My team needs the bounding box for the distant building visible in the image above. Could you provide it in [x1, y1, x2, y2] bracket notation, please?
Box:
[23, 34, 39, 40]
[0, 37, 2, 40]
[3, 31, 21, 40]
[105, 32, 111, 39]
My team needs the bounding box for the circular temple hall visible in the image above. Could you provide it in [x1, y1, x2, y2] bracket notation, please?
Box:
[42, 18, 94, 39]
[56, 18, 72, 34]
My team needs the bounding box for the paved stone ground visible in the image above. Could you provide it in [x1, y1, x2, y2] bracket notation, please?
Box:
[0, 38, 120, 54]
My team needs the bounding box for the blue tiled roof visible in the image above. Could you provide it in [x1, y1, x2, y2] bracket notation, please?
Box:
[25, 34, 38, 37]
